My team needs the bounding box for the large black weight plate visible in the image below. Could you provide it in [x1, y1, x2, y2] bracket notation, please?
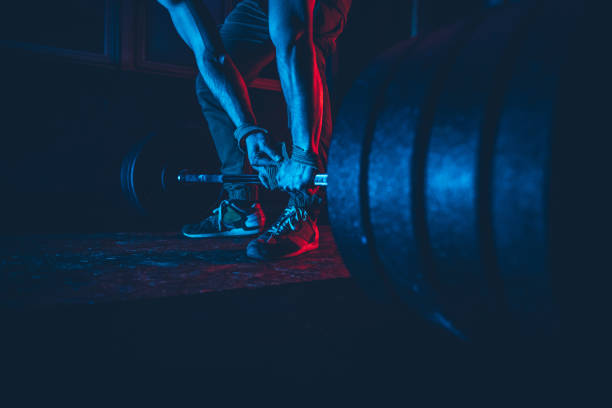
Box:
[366, 18, 481, 338]
[328, 39, 418, 303]
[421, 3, 531, 339]
[121, 136, 149, 214]
[329, 0, 597, 342]
[120, 127, 221, 226]
[491, 0, 585, 340]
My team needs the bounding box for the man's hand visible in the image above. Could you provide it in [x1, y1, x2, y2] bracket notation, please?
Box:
[275, 158, 316, 192]
[244, 132, 282, 189]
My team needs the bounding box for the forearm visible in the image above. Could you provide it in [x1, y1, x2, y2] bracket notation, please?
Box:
[159, 0, 256, 131]
[196, 47, 257, 132]
[275, 29, 323, 154]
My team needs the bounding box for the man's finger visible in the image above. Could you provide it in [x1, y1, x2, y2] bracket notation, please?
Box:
[276, 173, 284, 191]
[251, 155, 277, 167]
[252, 165, 267, 188]
[261, 144, 282, 162]
[258, 172, 270, 189]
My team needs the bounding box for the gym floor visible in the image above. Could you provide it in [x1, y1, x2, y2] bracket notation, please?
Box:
[1, 226, 574, 403]
[0, 226, 349, 307]
[0, 226, 475, 400]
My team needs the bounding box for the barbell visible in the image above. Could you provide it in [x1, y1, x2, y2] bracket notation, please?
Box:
[120, 134, 327, 219]
[174, 171, 328, 187]
[121, 0, 607, 343]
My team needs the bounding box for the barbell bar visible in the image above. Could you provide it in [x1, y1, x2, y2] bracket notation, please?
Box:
[175, 171, 328, 186]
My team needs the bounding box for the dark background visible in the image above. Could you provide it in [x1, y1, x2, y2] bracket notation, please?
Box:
[0, 0, 506, 233]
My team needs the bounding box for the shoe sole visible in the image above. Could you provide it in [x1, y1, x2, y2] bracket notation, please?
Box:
[246, 240, 320, 260]
[183, 228, 261, 238]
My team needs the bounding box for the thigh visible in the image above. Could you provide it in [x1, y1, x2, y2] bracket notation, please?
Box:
[218, 0, 275, 83]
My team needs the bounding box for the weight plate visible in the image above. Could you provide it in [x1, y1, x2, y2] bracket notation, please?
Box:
[120, 127, 222, 226]
[328, 39, 418, 303]
[491, 0, 584, 339]
[423, 3, 529, 339]
[367, 18, 479, 337]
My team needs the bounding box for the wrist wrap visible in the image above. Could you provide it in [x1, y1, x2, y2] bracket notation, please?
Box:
[291, 145, 319, 169]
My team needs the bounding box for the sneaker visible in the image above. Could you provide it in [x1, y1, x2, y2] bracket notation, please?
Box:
[181, 200, 264, 238]
[246, 206, 319, 260]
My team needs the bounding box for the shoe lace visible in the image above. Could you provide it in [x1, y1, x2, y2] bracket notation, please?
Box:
[269, 206, 309, 236]
[211, 199, 231, 231]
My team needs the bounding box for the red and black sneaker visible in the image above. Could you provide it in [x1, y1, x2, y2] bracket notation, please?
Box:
[246, 206, 319, 260]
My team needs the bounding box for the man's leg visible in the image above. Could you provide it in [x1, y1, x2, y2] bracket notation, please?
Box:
[296, 0, 351, 205]
[246, 0, 350, 259]
[183, 1, 275, 238]
[195, 0, 275, 202]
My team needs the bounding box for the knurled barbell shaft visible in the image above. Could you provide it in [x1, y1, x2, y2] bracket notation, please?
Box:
[177, 171, 328, 186]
